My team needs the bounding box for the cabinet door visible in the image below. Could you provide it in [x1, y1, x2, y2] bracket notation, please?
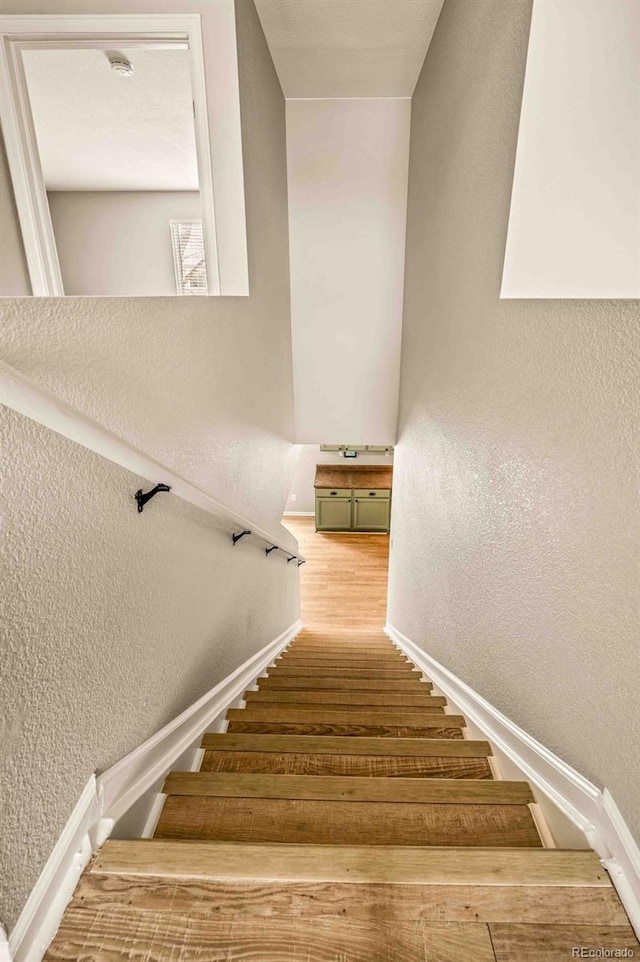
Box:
[352, 497, 390, 532]
[316, 497, 353, 531]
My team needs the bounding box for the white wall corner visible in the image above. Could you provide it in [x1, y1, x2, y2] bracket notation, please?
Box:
[8, 618, 302, 962]
[385, 622, 640, 938]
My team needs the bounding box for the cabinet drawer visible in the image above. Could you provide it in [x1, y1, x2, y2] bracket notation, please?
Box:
[353, 488, 391, 499]
[315, 487, 352, 498]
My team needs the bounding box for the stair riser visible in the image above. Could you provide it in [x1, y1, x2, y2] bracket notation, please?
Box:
[244, 691, 447, 708]
[258, 678, 432, 691]
[201, 734, 491, 757]
[155, 796, 543, 848]
[228, 708, 459, 726]
[242, 700, 446, 714]
[226, 721, 465, 738]
[200, 751, 494, 779]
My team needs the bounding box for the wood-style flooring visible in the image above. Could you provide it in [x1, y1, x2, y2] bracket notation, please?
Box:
[46, 628, 639, 961]
[282, 515, 389, 628]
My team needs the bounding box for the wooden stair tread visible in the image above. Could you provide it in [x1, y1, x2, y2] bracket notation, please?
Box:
[44, 911, 497, 962]
[202, 733, 491, 756]
[239, 700, 446, 714]
[44, 616, 637, 961]
[244, 690, 447, 707]
[226, 720, 466, 738]
[258, 675, 432, 690]
[296, 632, 390, 637]
[289, 638, 396, 644]
[154, 796, 544, 847]
[287, 648, 400, 655]
[67, 871, 631, 927]
[488, 922, 639, 961]
[267, 666, 423, 677]
[285, 639, 400, 655]
[284, 646, 404, 654]
[162, 771, 533, 804]
[201, 749, 493, 778]
[277, 658, 414, 670]
[93, 839, 610, 886]
[227, 708, 460, 726]
[290, 639, 394, 646]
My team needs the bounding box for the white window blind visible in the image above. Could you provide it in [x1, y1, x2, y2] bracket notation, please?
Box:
[170, 220, 208, 295]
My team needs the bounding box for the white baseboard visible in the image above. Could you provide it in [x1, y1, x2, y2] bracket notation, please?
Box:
[8, 776, 100, 962]
[385, 622, 640, 938]
[0, 925, 11, 962]
[282, 511, 315, 517]
[9, 618, 302, 962]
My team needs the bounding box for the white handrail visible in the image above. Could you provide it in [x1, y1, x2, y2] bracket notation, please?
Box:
[0, 359, 304, 562]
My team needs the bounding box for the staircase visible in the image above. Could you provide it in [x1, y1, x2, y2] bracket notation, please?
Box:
[46, 628, 638, 961]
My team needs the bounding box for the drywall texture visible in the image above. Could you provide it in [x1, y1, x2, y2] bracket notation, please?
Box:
[286, 445, 394, 514]
[287, 98, 410, 445]
[48, 191, 203, 296]
[388, 0, 640, 841]
[0, 0, 299, 930]
[0, 0, 295, 536]
[0, 406, 300, 932]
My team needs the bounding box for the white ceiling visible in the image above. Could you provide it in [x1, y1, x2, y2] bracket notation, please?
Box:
[254, 0, 444, 99]
[22, 46, 199, 191]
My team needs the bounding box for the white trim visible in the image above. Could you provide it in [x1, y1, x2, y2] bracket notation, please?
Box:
[0, 12, 248, 296]
[282, 511, 315, 517]
[385, 622, 640, 937]
[139, 794, 167, 840]
[0, 31, 63, 294]
[0, 360, 304, 562]
[9, 618, 302, 962]
[9, 776, 100, 962]
[184, 15, 220, 295]
[0, 925, 11, 962]
[96, 619, 301, 826]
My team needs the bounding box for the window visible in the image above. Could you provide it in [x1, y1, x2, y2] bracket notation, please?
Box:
[170, 221, 208, 296]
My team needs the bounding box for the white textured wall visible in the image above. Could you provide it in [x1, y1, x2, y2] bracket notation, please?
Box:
[48, 190, 202, 296]
[0, 1, 295, 534]
[0, 406, 299, 931]
[286, 445, 393, 514]
[287, 98, 410, 445]
[0, 0, 298, 931]
[501, 0, 640, 299]
[388, 0, 640, 842]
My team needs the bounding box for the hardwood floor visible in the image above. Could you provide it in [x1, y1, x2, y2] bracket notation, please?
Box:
[46, 628, 639, 961]
[282, 515, 389, 628]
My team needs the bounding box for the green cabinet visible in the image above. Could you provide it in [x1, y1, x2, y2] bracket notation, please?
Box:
[315, 487, 391, 532]
[353, 496, 390, 532]
[315, 495, 353, 531]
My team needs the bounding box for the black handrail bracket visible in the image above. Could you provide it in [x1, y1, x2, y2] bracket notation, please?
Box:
[135, 483, 171, 513]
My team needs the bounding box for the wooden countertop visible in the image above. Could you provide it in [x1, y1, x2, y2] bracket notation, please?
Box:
[315, 464, 393, 489]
